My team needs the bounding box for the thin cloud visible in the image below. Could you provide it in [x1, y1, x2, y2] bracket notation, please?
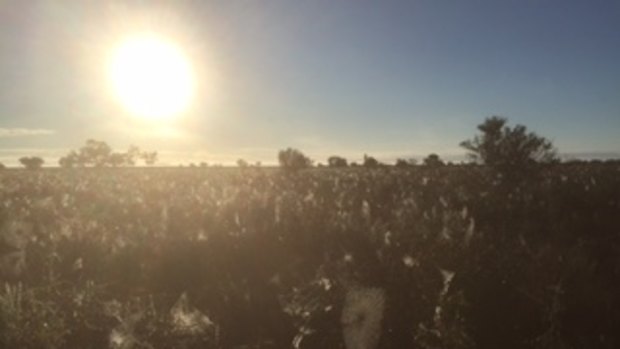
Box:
[0, 128, 55, 138]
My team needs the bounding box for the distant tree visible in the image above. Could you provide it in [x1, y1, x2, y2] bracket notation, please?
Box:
[395, 158, 417, 168]
[107, 153, 127, 167]
[81, 139, 114, 167]
[142, 151, 158, 166]
[460, 116, 558, 169]
[122, 145, 139, 166]
[328, 156, 348, 168]
[58, 139, 112, 167]
[363, 154, 380, 167]
[59, 140, 157, 167]
[19, 156, 44, 170]
[59, 151, 79, 168]
[423, 153, 444, 167]
[0, 163, 5, 170]
[237, 159, 249, 168]
[278, 148, 312, 170]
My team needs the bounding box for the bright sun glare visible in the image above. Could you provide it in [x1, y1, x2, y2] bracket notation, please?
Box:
[108, 34, 194, 120]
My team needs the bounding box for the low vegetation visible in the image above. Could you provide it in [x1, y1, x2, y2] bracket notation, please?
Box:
[1, 162, 618, 348]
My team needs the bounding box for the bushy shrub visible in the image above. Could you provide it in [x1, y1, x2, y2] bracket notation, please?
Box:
[278, 148, 312, 170]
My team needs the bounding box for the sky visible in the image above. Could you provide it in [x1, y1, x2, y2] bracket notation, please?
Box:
[0, 0, 619, 166]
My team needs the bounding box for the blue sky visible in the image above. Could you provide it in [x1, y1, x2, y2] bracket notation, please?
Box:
[0, 0, 619, 165]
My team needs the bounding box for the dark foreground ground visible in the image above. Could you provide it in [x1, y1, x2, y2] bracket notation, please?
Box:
[1, 164, 619, 348]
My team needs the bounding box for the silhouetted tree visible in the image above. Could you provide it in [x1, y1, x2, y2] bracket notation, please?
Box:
[363, 154, 380, 167]
[237, 159, 249, 168]
[59, 140, 157, 167]
[460, 116, 557, 169]
[278, 148, 312, 170]
[58, 139, 111, 167]
[423, 154, 444, 167]
[107, 153, 127, 167]
[327, 156, 348, 168]
[81, 139, 114, 167]
[142, 151, 158, 166]
[124, 145, 142, 166]
[19, 156, 44, 170]
[59, 151, 79, 168]
[395, 158, 417, 167]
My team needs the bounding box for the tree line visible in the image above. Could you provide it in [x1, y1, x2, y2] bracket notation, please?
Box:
[8, 140, 158, 170]
[278, 116, 559, 173]
[4, 116, 613, 171]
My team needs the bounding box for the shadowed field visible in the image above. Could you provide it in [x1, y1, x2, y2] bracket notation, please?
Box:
[1, 164, 619, 348]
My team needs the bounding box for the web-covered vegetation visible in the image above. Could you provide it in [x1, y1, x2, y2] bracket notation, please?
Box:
[0, 164, 619, 348]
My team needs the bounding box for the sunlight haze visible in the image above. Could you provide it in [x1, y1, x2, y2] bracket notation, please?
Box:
[108, 34, 194, 120]
[0, 0, 618, 165]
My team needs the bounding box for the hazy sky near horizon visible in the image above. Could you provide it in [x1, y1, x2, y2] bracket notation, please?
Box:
[0, 0, 619, 165]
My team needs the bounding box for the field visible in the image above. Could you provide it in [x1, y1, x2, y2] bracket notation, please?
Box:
[1, 164, 619, 348]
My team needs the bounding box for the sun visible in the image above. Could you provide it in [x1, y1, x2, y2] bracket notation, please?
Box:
[108, 34, 194, 120]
